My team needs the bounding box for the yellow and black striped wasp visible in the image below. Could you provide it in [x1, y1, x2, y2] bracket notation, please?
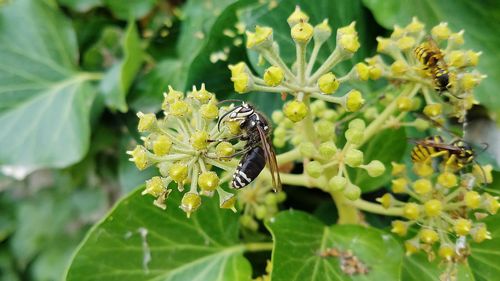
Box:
[414, 37, 452, 94]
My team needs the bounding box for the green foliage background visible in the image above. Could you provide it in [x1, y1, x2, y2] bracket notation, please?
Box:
[0, 0, 499, 280]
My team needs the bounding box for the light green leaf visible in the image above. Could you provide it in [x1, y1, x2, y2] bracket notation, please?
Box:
[0, 0, 98, 169]
[66, 188, 252, 281]
[403, 252, 474, 281]
[100, 22, 144, 112]
[58, 0, 102, 12]
[267, 210, 403, 281]
[362, 0, 500, 113]
[102, 0, 157, 20]
[469, 214, 500, 281]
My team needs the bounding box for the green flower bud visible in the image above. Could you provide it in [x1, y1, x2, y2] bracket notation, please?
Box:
[464, 191, 481, 209]
[345, 128, 364, 146]
[291, 21, 314, 43]
[390, 60, 408, 75]
[283, 100, 308, 122]
[255, 205, 268, 219]
[413, 178, 432, 195]
[424, 199, 442, 217]
[318, 72, 339, 94]
[376, 193, 393, 209]
[169, 163, 188, 183]
[391, 220, 408, 236]
[419, 229, 439, 244]
[431, 22, 451, 40]
[170, 100, 190, 117]
[127, 145, 150, 170]
[321, 109, 339, 121]
[190, 130, 209, 150]
[143, 176, 166, 197]
[310, 100, 327, 116]
[305, 161, 324, 178]
[200, 103, 219, 119]
[153, 135, 173, 156]
[240, 215, 258, 231]
[413, 118, 429, 131]
[271, 111, 284, 123]
[162, 86, 184, 110]
[328, 175, 347, 191]
[190, 84, 213, 103]
[137, 112, 157, 132]
[362, 160, 385, 177]
[264, 193, 278, 206]
[313, 19, 332, 44]
[403, 202, 420, 220]
[396, 97, 413, 112]
[318, 141, 337, 159]
[423, 103, 442, 117]
[348, 119, 366, 131]
[299, 142, 317, 158]
[216, 142, 235, 158]
[291, 135, 303, 146]
[246, 25, 273, 49]
[344, 184, 361, 201]
[231, 72, 253, 94]
[264, 66, 284, 86]
[180, 192, 201, 218]
[454, 219, 472, 236]
[355, 63, 370, 81]
[344, 90, 365, 112]
[198, 171, 220, 191]
[344, 148, 364, 167]
[315, 119, 334, 141]
[287, 6, 309, 27]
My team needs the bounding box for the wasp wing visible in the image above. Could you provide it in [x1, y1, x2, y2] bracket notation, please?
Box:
[256, 125, 282, 192]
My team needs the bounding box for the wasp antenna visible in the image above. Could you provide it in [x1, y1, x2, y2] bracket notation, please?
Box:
[478, 142, 489, 154]
[217, 99, 244, 106]
[217, 106, 241, 131]
[473, 160, 488, 187]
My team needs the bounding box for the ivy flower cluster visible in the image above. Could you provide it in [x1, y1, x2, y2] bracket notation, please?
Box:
[229, 6, 367, 123]
[127, 84, 244, 217]
[379, 160, 496, 261]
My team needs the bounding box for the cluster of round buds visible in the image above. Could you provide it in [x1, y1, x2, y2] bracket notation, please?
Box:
[229, 6, 366, 123]
[367, 17, 486, 122]
[382, 161, 496, 261]
[127, 84, 244, 217]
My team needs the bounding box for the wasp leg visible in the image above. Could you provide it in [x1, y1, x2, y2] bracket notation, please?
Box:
[424, 150, 449, 164]
[444, 154, 458, 171]
[207, 134, 248, 143]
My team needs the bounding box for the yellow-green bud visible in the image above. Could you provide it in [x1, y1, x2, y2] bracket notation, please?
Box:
[305, 161, 323, 178]
[299, 142, 317, 158]
[246, 25, 273, 49]
[313, 19, 332, 44]
[391, 220, 408, 236]
[391, 178, 408, 193]
[454, 219, 472, 236]
[226, 120, 241, 135]
[391, 162, 406, 176]
[396, 36, 416, 51]
[180, 192, 202, 218]
[344, 90, 365, 112]
[465, 191, 481, 209]
[348, 119, 366, 131]
[424, 199, 442, 217]
[473, 164, 493, 184]
[413, 178, 432, 195]
[419, 229, 439, 244]
[287, 6, 309, 27]
[137, 112, 157, 132]
[338, 34, 360, 53]
[190, 130, 209, 150]
[153, 135, 173, 156]
[344, 184, 361, 201]
[143, 176, 166, 197]
[431, 22, 451, 40]
[413, 163, 434, 177]
[217, 187, 237, 212]
[403, 203, 420, 220]
[198, 171, 220, 191]
[271, 111, 284, 123]
[228, 62, 247, 76]
[321, 109, 339, 121]
[200, 103, 219, 119]
[390, 25, 405, 39]
[344, 148, 364, 167]
[170, 100, 190, 117]
[240, 215, 258, 231]
[264, 66, 284, 86]
[231, 72, 252, 93]
[413, 118, 430, 131]
[345, 128, 364, 146]
[449, 30, 464, 46]
[310, 100, 327, 115]
[127, 145, 150, 170]
[376, 193, 393, 209]
[363, 160, 385, 177]
[482, 194, 499, 215]
[396, 97, 413, 112]
[319, 141, 337, 159]
[438, 244, 455, 260]
[465, 50, 480, 66]
[437, 172, 457, 188]
[328, 175, 347, 192]
[216, 142, 235, 158]
[404, 239, 420, 255]
[355, 63, 370, 81]
[318, 72, 339, 94]
[376, 37, 392, 53]
[191, 84, 213, 103]
[471, 224, 491, 243]
[169, 163, 188, 183]
[291, 21, 314, 43]
[369, 66, 383, 80]
[405, 17, 424, 34]
[283, 100, 308, 122]
[449, 50, 466, 68]
[391, 60, 408, 75]
[162, 86, 184, 109]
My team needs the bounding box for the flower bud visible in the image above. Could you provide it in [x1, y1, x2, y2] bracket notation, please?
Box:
[449, 50, 466, 68]
[391, 178, 408, 193]
[424, 103, 443, 117]
[271, 111, 284, 123]
[471, 224, 491, 243]
[343, 184, 361, 201]
[217, 187, 237, 212]
[369, 66, 383, 80]
[404, 239, 420, 255]
[437, 172, 457, 188]
[319, 141, 337, 159]
[413, 118, 430, 131]
[318, 72, 340, 94]
[355, 63, 370, 81]
[287, 6, 309, 27]
[240, 215, 258, 231]
[246, 25, 273, 49]
[190, 130, 209, 150]
[321, 109, 339, 121]
[226, 120, 241, 135]
[363, 160, 386, 177]
[344, 148, 364, 167]
[291, 21, 314, 43]
[231, 72, 252, 94]
[328, 175, 347, 192]
[419, 229, 439, 244]
[453, 219, 472, 235]
[283, 100, 308, 122]
[127, 145, 150, 170]
[413, 178, 432, 195]
[397, 36, 416, 51]
[198, 171, 220, 191]
[391, 220, 408, 236]
[376, 37, 393, 53]
[137, 112, 157, 132]
[314, 19, 332, 44]
[424, 199, 442, 217]
[405, 17, 424, 34]
[464, 50, 480, 67]
[431, 22, 451, 40]
[170, 100, 190, 117]
[438, 244, 455, 260]
[264, 66, 284, 86]
[448, 30, 464, 46]
[299, 142, 317, 158]
[153, 135, 173, 156]
[169, 163, 188, 183]
[376, 193, 393, 209]
[403, 203, 420, 220]
[310, 100, 326, 115]
[180, 192, 201, 218]
[216, 142, 235, 158]
[390, 60, 408, 75]
[461, 73, 481, 91]
[305, 161, 323, 178]
[228, 62, 248, 76]
[396, 97, 413, 112]
[200, 102, 219, 119]
[143, 176, 166, 197]
[482, 193, 499, 214]
[390, 25, 405, 39]
[344, 90, 365, 112]
[473, 164, 493, 184]
[338, 34, 360, 53]
[348, 119, 366, 131]
[345, 128, 364, 146]
[464, 191, 481, 209]
[191, 84, 213, 103]
[162, 86, 184, 109]
[413, 163, 433, 177]
[391, 162, 406, 176]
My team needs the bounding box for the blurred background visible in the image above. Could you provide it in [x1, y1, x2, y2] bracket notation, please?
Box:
[1, 0, 499, 280]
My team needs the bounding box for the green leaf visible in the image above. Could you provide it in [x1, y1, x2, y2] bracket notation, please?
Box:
[469, 214, 500, 281]
[58, 0, 102, 12]
[102, 0, 157, 20]
[362, 0, 500, 113]
[403, 252, 474, 281]
[0, 0, 98, 170]
[267, 210, 403, 281]
[100, 22, 144, 112]
[66, 188, 252, 281]
[352, 128, 407, 192]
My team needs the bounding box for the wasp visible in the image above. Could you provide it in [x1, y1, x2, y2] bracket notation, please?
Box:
[216, 101, 282, 191]
[411, 136, 475, 169]
[414, 37, 452, 93]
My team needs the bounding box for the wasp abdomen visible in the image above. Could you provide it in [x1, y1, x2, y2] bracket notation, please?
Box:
[232, 146, 266, 189]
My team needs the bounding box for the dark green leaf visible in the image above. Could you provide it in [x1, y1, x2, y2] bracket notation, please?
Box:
[362, 0, 500, 113]
[469, 214, 500, 281]
[266, 210, 403, 281]
[103, 0, 157, 20]
[66, 188, 252, 281]
[0, 0, 98, 170]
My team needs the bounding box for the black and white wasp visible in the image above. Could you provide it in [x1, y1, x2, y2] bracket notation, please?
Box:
[216, 101, 282, 191]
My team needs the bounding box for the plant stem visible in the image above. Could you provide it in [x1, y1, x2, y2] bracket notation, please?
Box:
[296, 42, 306, 85]
[347, 199, 404, 216]
[262, 49, 296, 81]
[305, 42, 321, 78]
[276, 148, 301, 165]
[244, 242, 273, 252]
[330, 191, 362, 224]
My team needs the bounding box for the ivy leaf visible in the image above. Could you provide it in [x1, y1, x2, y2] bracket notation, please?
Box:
[100, 21, 144, 112]
[0, 0, 98, 170]
[57, 0, 102, 12]
[352, 128, 407, 192]
[266, 210, 403, 281]
[66, 188, 252, 281]
[403, 252, 474, 281]
[102, 0, 158, 20]
[469, 214, 500, 281]
[362, 0, 500, 113]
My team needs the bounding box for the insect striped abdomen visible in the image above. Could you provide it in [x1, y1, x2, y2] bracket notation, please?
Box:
[232, 146, 266, 189]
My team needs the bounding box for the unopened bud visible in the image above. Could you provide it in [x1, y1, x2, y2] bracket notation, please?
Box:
[180, 192, 201, 218]
[391, 220, 408, 236]
[287, 6, 309, 27]
[190, 130, 209, 150]
[362, 160, 386, 177]
[198, 171, 220, 191]
[153, 135, 173, 156]
[419, 229, 439, 244]
[344, 90, 365, 112]
[344, 148, 364, 167]
[291, 21, 314, 43]
[318, 72, 339, 94]
[376, 193, 393, 209]
[424, 199, 442, 217]
[319, 142, 337, 159]
[169, 163, 188, 183]
[391, 178, 408, 193]
[343, 184, 361, 200]
[264, 66, 284, 86]
[283, 100, 308, 122]
[403, 202, 420, 220]
[328, 175, 347, 192]
[305, 161, 323, 178]
[453, 219, 472, 236]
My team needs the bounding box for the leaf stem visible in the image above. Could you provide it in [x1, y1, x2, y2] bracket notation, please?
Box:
[347, 199, 404, 216]
[243, 242, 273, 252]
